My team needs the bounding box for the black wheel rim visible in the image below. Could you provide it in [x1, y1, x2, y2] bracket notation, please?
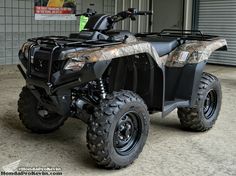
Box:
[203, 89, 218, 120]
[113, 111, 142, 156]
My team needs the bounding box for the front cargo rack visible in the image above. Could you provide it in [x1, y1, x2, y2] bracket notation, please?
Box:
[25, 36, 123, 91]
[28, 36, 122, 48]
[135, 29, 219, 41]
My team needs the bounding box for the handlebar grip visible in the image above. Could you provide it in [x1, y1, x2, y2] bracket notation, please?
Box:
[136, 11, 153, 15]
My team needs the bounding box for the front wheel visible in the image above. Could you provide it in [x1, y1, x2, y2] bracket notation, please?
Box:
[178, 72, 222, 132]
[87, 90, 150, 169]
[18, 87, 68, 134]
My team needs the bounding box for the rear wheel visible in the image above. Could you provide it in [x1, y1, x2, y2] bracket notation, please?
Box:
[87, 90, 149, 169]
[178, 72, 222, 132]
[18, 87, 67, 134]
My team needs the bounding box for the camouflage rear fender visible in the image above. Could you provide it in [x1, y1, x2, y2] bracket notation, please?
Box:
[164, 38, 227, 67]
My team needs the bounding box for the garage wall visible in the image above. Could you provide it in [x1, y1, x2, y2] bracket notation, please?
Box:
[0, 0, 115, 65]
[197, 0, 236, 66]
[153, 0, 184, 32]
[80, 0, 115, 15]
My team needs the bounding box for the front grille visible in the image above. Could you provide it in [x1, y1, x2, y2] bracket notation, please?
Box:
[29, 46, 65, 81]
[31, 50, 51, 78]
[33, 58, 49, 73]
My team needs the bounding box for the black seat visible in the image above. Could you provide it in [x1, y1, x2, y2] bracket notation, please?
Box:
[141, 37, 179, 57]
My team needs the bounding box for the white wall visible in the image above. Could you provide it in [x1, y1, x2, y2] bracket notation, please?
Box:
[0, 0, 116, 65]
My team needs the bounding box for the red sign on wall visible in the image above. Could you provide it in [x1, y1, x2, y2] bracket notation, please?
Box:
[35, 0, 76, 20]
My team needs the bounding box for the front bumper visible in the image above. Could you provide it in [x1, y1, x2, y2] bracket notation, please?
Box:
[17, 59, 110, 95]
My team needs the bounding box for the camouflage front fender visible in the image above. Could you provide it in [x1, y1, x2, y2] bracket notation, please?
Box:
[66, 37, 164, 69]
[164, 38, 227, 67]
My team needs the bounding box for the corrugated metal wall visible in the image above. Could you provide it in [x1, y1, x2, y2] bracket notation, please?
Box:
[197, 0, 236, 66]
[0, 0, 115, 65]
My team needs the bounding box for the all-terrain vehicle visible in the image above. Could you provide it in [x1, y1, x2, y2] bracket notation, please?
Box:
[17, 8, 227, 169]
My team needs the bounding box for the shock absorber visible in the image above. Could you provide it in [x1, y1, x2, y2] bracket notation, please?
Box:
[97, 78, 107, 99]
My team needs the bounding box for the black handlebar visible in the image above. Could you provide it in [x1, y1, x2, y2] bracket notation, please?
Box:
[111, 9, 152, 22]
[76, 8, 152, 18]
[127, 8, 153, 16]
[106, 9, 153, 30]
[136, 11, 153, 16]
[75, 8, 153, 30]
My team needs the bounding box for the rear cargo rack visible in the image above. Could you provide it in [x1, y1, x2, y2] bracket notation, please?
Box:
[136, 29, 219, 41]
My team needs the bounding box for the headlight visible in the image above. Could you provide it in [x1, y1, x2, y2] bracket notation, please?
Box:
[24, 46, 29, 58]
[20, 42, 33, 59]
[64, 57, 85, 71]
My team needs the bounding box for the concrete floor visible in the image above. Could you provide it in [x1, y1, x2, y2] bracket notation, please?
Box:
[0, 65, 235, 176]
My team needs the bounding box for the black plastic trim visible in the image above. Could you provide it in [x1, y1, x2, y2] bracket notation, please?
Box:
[164, 61, 206, 109]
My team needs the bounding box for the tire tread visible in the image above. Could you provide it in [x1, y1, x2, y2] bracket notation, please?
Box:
[178, 72, 221, 132]
[87, 90, 149, 169]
